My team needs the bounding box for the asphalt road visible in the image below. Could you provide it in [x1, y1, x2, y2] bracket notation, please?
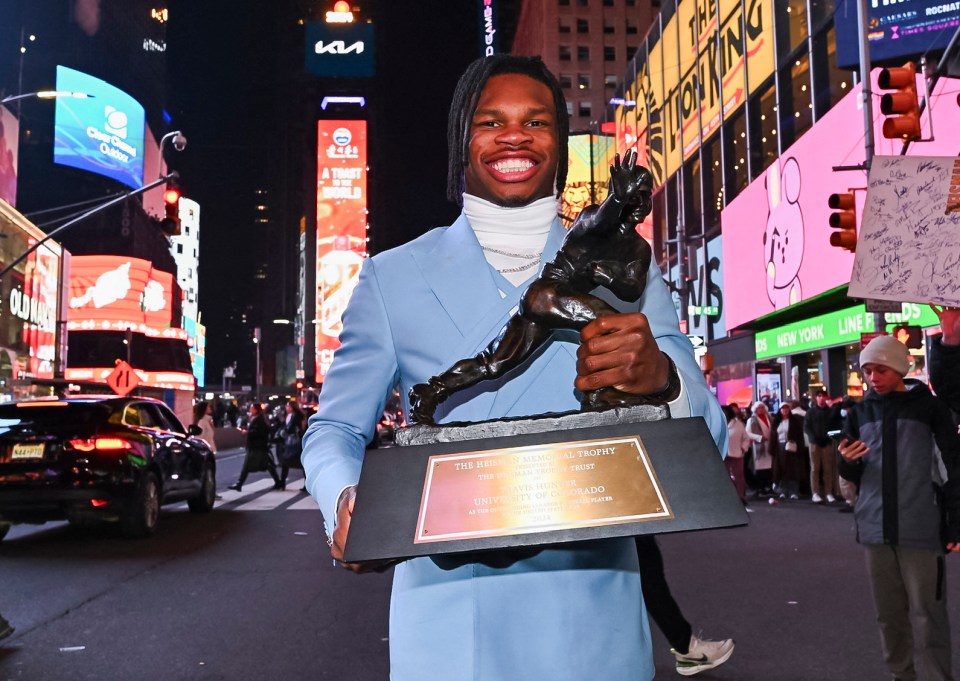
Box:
[1, 450, 957, 680]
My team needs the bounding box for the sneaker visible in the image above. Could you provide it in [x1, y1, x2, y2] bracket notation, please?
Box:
[826, 494, 837, 503]
[812, 493, 823, 504]
[673, 634, 735, 676]
[789, 493, 800, 500]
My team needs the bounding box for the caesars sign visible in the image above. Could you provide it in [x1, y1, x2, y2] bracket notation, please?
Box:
[615, 0, 774, 186]
[315, 120, 368, 380]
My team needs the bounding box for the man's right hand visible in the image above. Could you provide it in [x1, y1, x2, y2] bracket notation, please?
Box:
[331, 485, 400, 574]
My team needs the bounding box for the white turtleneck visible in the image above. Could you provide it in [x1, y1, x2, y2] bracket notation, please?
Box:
[463, 193, 557, 286]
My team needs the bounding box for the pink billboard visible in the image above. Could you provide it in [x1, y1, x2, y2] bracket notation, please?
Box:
[0, 106, 19, 207]
[721, 74, 960, 329]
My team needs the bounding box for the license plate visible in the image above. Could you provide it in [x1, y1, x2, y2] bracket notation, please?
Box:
[11, 443, 45, 460]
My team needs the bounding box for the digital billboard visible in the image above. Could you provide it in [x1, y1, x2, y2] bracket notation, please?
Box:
[67, 255, 186, 339]
[305, 22, 375, 77]
[835, 0, 960, 69]
[0, 106, 19, 207]
[54, 66, 146, 189]
[316, 120, 368, 379]
[720, 73, 960, 329]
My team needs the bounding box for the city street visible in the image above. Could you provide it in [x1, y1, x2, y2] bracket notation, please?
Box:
[0, 448, 957, 680]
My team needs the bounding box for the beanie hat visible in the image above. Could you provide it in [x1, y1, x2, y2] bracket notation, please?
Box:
[859, 335, 910, 376]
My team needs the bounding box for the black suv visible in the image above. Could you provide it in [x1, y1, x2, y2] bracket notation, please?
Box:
[0, 396, 216, 540]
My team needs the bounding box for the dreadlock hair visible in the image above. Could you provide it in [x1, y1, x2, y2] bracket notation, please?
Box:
[446, 54, 569, 207]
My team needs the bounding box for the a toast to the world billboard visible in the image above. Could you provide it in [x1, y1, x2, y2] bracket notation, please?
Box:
[848, 156, 960, 307]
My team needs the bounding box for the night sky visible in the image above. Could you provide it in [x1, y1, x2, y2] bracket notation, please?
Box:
[166, 1, 485, 383]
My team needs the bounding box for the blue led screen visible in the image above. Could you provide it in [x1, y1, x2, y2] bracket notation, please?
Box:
[53, 66, 146, 189]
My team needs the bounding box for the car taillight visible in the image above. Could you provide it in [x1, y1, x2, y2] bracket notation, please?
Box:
[69, 437, 134, 452]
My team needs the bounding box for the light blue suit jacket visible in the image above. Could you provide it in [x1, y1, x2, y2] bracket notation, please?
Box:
[303, 214, 727, 681]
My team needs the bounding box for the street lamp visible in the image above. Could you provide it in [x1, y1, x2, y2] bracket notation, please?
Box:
[157, 130, 187, 178]
[0, 90, 94, 106]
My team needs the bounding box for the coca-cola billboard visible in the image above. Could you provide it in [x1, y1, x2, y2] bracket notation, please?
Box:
[315, 119, 368, 379]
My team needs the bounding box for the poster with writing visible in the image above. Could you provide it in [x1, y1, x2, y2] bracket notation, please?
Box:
[849, 156, 960, 306]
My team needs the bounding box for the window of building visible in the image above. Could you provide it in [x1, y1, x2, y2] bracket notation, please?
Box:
[577, 45, 590, 61]
[811, 25, 850, 120]
[603, 0, 614, 5]
[559, 18, 571, 33]
[604, 46, 616, 61]
[576, 18, 589, 33]
[604, 74, 618, 89]
[559, 73, 573, 89]
[682, 156, 703, 237]
[809, 0, 836, 34]
[775, 0, 809, 60]
[578, 101, 593, 118]
[560, 45, 572, 61]
[626, 0, 636, 5]
[652, 186, 667, 259]
[627, 22, 638, 35]
[777, 51, 813, 150]
[723, 108, 748, 204]
[559, 0, 570, 5]
[566, 101, 574, 116]
[578, 73, 591, 90]
[701, 133, 723, 231]
[748, 81, 779, 178]
[665, 174, 679, 248]
[604, 20, 615, 34]
[577, 0, 588, 5]
[627, 45, 639, 60]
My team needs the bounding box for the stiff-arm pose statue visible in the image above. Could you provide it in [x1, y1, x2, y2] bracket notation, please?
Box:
[410, 149, 676, 424]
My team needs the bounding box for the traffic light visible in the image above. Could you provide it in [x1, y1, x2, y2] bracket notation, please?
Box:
[878, 62, 921, 141]
[828, 192, 857, 253]
[160, 180, 181, 236]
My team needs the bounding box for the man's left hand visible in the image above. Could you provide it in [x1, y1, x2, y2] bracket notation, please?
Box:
[575, 313, 668, 395]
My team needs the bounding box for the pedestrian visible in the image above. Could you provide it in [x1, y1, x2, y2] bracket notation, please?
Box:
[838, 335, 960, 681]
[930, 304, 960, 417]
[278, 400, 306, 491]
[747, 402, 774, 497]
[635, 535, 735, 676]
[192, 401, 217, 454]
[300, 54, 727, 681]
[228, 403, 281, 491]
[803, 389, 841, 503]
[772, 402, 805, 500]
[723, 404, 750, 504]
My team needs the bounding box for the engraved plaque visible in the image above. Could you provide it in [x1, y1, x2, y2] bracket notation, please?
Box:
[415, 436, 671, 543]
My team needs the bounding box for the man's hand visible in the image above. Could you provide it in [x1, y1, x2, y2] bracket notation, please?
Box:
[931, 305, 960, 345]
[330, 486, 400, 574]
[575, 313, 669, 396]
[837, 438, 869, 462]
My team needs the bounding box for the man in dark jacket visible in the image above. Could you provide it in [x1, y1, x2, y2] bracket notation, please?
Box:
[804, 389, 841, 503]
[930, 304, 960, 417]
[839, 335, 960, 681]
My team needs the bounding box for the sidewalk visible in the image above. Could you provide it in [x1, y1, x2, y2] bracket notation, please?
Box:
[649, 499, 960, 680]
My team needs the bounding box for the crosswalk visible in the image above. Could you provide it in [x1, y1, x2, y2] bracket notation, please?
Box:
[168, 474, 321, 513]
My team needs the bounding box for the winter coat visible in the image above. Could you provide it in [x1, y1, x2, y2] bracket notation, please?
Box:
[839, 380, 960, 550]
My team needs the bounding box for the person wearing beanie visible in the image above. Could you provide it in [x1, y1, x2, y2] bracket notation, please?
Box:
[838, 334, 960, 681]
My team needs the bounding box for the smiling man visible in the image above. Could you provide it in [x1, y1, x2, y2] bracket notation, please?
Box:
[302, 55, 725, 681]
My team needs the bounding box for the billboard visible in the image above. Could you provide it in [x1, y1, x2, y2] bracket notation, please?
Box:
[721, 73, 960, 329]
[53, 66, 146, 189]
[835, 0, 960, 69]
[618, 0, 774, 184]
[67, 255, 186, 339]
[315, 120, 368, 379]
[0, 106, 19, 207]
[305, 22, 375, 77]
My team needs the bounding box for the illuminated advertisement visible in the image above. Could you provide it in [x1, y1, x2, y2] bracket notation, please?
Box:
[721, 74, 960, 329]
[669, 234, 726, 340]
[0, 106, 19, 207]
[561, 133, 614, 222]
[67, 255, 187, 339]
[616, 0, 774, 184]
[835, 0, 959, 69]
[305, 22, 375, 77]
[0, 202, 61, 382]
[64, 367, 195, 392]
[316, 119, 368, 379]
[184, 317, 206, 387]
[478, 0, 498, 56]
[53, 66, 146, 189]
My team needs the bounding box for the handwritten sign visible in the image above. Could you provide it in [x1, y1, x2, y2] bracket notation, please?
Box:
[849, 156, 960, 306]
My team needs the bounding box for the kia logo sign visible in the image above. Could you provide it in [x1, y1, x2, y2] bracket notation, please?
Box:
[305, 22, 374, 78]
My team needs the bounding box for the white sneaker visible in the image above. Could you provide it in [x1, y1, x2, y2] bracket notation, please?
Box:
[812, 493, 823, 503]
[826, 494, 837, 503]
[673, 634, 735, 676]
